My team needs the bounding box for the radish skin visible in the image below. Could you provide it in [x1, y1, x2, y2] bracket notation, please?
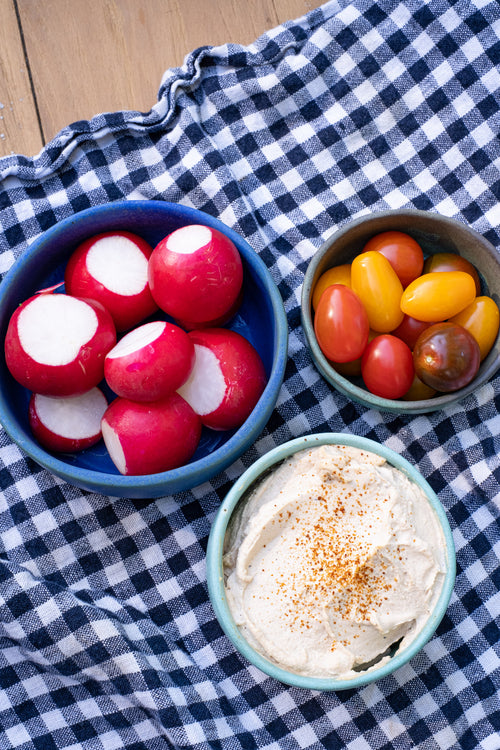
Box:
[104, 320, 195, 401]
[29, 388, 108, 453]
[148, 225, 243, 325]
[177, 328, 267, 431]
[101, 393, 202, 475]
[4, 293, 116, 396]
[65, 231, 158, 331]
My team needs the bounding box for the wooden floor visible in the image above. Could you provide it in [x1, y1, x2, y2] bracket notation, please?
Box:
[0, 0, 322, 159]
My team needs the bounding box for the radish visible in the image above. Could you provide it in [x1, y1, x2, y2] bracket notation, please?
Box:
[4, 292, 116, 396]
[65, 231, 158, 331]
[148, 224, 243, 325]
[104, 320, 195, 401]
[174, 287, 244, 331]
[177, 328, 267, 431]
[101, 393, 202, 475]
[29, 387, 108, 453]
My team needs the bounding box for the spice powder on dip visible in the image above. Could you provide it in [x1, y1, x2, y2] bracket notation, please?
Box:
[223, 444, 447, 680]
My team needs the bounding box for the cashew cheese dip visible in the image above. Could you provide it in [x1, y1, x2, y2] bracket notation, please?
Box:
[223, 444, 447, 680]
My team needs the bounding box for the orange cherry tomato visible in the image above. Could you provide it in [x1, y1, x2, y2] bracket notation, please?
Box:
[449, 296, 500, 361]
[362, 231, 424, 288]
[351, 251, 404, 333]
[402, 373, 437, 401]
[312, 264, 351, 310]
[401, 271, 476, 322]
[314, 284, 369, 363]
[423, 252, 481, 295]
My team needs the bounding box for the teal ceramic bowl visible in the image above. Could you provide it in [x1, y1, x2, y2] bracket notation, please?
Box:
[301, 209, 500, 414]
[206, 433, 456, 691]
[0, 201, 288, 499]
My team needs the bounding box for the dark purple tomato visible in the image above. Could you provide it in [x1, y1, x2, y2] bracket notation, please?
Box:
[413, 322, 480, 392]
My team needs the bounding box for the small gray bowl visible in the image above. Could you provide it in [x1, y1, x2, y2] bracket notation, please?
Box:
[301, 209, 500, 414]
[206, 433, 456, 691]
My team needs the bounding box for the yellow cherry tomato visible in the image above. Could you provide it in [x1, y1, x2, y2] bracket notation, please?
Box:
[449, 296, 500, 360]
[351, 251, 404, 332]
[312, 264, 351, 310]
[400, 271, 476, 322]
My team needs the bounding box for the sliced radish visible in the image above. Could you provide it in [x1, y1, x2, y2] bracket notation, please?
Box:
[104, 320, 195, 401]
[101, 393, 201, 476]
[177, 328, 267, 431]
[29, 387, 108, 453]
[148, 224, 243, 325]
[4, 293, 116, 396]
[65, 231, 158, 331]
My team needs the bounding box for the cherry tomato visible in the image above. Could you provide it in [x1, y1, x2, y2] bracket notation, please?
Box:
[449, 296, 500, 361]
[314, 284, 369, 363]
[312, 264, 351, 310]
[351, 251, 404, 332]
[362, 231, 424, 288]
[413, 322, 480, 392]
[361, 334, 414, 399]
[392, 315, 432, 350]
[401, 271, 476, 322]
[332, 331, 378, 377]
[423, 252, 481, 295]
[402, 374, 437, 401]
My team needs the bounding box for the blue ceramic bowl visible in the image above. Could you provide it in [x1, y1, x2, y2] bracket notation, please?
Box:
[206, 433, 456, 691]
[0, 201, 288, 498]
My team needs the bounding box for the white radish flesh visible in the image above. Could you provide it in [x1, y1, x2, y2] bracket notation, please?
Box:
[29, 388, 108, 453]
[4, 293, 116, 396]
[177, 328, 267, 431]
[65, 231, 158, 331]
[101, 393, 201, 475]
[104, 320, 195, 401]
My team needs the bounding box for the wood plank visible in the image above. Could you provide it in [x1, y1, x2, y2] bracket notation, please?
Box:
[0, 0, 43, 158]
[17, 0, 323, 151]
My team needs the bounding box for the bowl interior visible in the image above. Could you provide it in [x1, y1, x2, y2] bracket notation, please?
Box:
[0, 201, 288, 497]
[206, 432, 456, 691]
[301, 209, 500, 413]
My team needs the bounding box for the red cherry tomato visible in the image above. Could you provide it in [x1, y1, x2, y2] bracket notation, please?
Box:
[362, 231, 424, 288]
[423, 252, 481, 295]
[413, 322, 480, 392]
[361, 334, 414, 399]
[314, 284, 369, 363]
[392, 315, 432, 350]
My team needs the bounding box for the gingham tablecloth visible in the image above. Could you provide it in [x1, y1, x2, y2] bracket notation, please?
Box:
[1, 1, 499, 748]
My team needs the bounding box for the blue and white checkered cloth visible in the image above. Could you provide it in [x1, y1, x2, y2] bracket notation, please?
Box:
[1, 1, 499, 747]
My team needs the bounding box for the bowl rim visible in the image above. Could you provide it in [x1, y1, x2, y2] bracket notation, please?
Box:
[206, 432, 456, 691]
[0, 200, 289, 497]
[301, 208, 500, 414]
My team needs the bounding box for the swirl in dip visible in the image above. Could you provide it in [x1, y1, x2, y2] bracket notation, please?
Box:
[223, 445, 447, 679]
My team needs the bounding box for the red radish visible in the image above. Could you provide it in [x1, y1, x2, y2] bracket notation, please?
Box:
[104, 320, 195, 401]
[177, 328, 267, 431]
[29, 387, 108, 453]
[4, 293, 116, 396]
[101, 393, 201, 475]
[148, 224, 243, 325]
[65, 231, 158, 331]
[175, 288, 244, 331]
